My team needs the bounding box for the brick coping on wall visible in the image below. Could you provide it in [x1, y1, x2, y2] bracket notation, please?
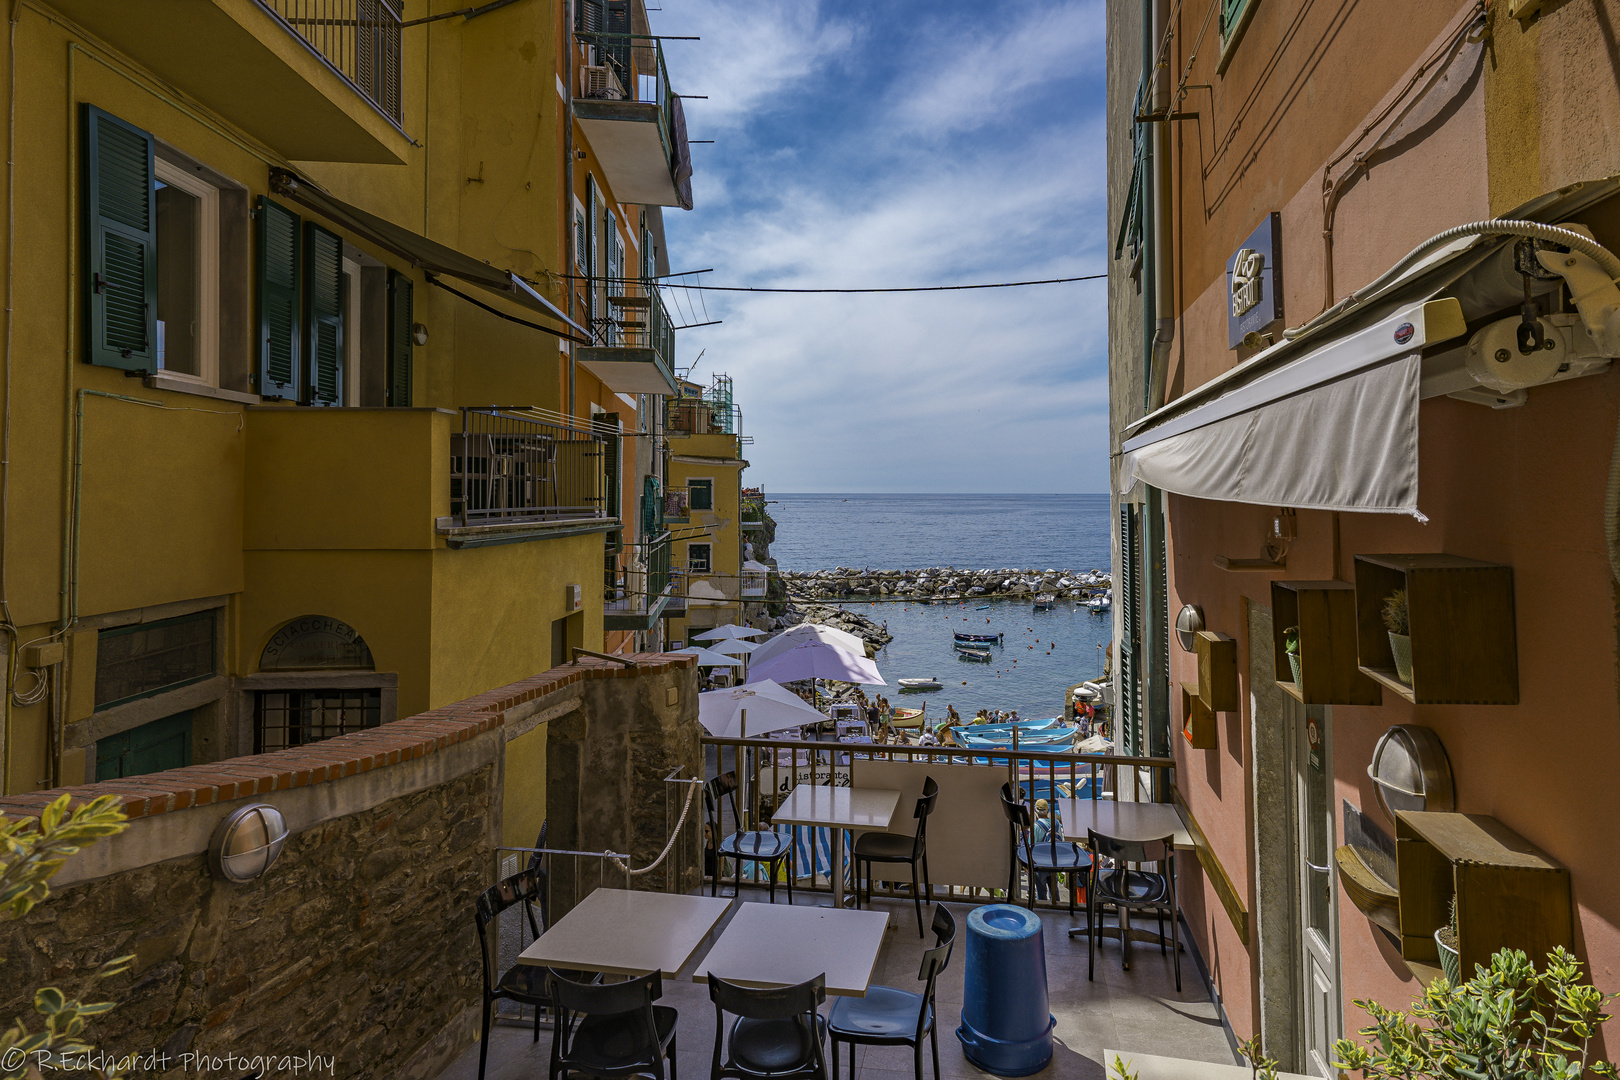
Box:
[0, 654, 696, 822]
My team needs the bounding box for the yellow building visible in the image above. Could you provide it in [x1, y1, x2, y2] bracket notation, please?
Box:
[0, 0, 692, 848]
[662, 376, 763, 650]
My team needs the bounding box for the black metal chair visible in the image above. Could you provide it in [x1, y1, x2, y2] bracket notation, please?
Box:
[547, 968, 679, 1080]
[705, 772, 796, 903]
[1086, 828, 1180, 991]
[707, 972, 829, 1080]
[828, 906, 956, 1080]
[998, 783, 1089, 917]
[473, 865, 599, 1080]
[853, 776, 938, 936]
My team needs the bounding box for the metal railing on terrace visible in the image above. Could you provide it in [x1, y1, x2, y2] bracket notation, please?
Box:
[703, 734, 1177, 911]
[666, 396, 743, 437]
[573, 0, 676, 148]
[605, 532, 674, 617]
[258, 0, 403, 123]
[593, 278, 676, 367]
[451, 408, 614, 528]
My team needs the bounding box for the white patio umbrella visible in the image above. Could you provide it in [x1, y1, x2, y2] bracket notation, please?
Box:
[697, 680, 825, 738]
[711, 638, 759, 655]
[672, 646, 746, 667]
[746, 639, 886, 686]
[749, 623, 867, 667]
[693, 624, 766, 641]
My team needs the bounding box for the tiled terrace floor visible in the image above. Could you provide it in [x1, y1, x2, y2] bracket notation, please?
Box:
[438, 887, 1238, 1080]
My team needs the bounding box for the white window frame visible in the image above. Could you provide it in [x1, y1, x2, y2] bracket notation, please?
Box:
[687, 477, 715, 512]
[688, 542, 712, 574]
[153, 157, 219, 387]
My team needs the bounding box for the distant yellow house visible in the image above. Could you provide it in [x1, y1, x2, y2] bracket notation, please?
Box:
[0, 0, 692, 854]
[662, 377, 767, 649]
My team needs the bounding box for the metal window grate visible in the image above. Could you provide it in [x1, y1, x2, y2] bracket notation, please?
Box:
[254, 689, 382, 753]
[95, 611, 217, 710]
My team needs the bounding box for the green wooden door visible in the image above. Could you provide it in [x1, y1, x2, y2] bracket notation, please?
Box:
[96, 710, 192, 780]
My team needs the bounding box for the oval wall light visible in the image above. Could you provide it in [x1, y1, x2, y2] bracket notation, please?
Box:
[1174, 604, 1204, 653]
[208, 803, 290, 882]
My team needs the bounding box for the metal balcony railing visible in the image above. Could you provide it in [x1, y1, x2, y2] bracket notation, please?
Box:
[259, 0, 403, 124]
[605, 532, 673, 616]
[593, 278, 675, 366]
[573, 0, 676, 147]
[452, 408, 614, 527]
[666, 397, 743, 437]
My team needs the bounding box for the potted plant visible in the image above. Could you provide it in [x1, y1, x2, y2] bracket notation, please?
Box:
[1335, 947, 1617, 1079]
[1382, 589, 1412, 685]
[1283, 626, 1302, 686]
[1434, 896, 1460, 984]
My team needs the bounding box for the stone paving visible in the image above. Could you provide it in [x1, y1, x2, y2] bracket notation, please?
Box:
[438, 887, 1238, 1080]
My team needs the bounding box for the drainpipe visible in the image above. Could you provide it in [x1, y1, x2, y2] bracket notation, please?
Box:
[1147, 0, 1175, 414]
[564, 13, 577, 416]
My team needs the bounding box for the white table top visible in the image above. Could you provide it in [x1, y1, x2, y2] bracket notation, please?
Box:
[1101, 1049, 1312, 1080]
[1056, 798, 1194, 850]
[516, 888, 732, 977]
[770, 785, 901, 830]
[693, 902, 890, 997]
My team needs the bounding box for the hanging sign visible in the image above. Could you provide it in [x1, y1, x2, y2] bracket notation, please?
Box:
[1227, 212, 1284, 349]
[1306, 713, 1324, 773]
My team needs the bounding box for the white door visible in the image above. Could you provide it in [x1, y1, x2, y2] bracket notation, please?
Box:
[1293, 699, 1341, 1076]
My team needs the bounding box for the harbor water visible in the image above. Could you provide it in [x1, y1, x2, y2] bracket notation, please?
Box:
[770, 494, 1113, 719]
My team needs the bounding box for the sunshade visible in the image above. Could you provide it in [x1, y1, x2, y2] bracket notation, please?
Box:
[693, 624, 767, 641]
[746, 640, 885, 686]
[749, 623, 866, 667]
[711, 639, 758, 655]
[672, 646, 745, 667]
[697, 680, 825, 738]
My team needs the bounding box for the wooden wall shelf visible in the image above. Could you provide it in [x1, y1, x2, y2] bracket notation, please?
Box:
[1194, 631, 1238, 712]
[1395, 811, 1571, 977]
[1271, 581, 1380, 705]
[1353, 555, 1518, 705]
[1180, 681, 1215, 748]
[1336, 844, 1401, 938]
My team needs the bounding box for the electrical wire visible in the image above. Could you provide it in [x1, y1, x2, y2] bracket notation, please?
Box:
[562, 273, 1105, 293]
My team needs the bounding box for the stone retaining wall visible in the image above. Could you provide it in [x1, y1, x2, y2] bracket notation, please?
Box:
[0, 653, 698, 1080]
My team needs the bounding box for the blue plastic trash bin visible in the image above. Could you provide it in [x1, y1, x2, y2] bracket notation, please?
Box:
[956, 904, 1055, 1076]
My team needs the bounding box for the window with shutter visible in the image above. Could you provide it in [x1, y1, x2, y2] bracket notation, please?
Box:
[304, 223, 343, 406]
[387, 270, 413, 407]
[82, 105, 157, 370]
[584, 177, 599, 330]
[256, 196, 301, 397]
[1118, 504, 1142, 756]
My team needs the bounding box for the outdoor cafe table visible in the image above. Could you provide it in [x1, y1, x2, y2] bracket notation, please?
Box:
[768, 784, 901, 908]
[1054, 797, 1193, 949]
[516, 888, 732, 977]
[693, 902, 890, 997]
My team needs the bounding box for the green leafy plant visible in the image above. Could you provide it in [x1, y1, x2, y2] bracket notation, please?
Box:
[1283, 626, 1300, 657]
[1107, 1053, 1139, 1080]
[1, 793, 133, 1080]
[1238, 1035, 1280, 1080]
[1382, 589, 1410, 636]
[1437, 896, 1459, 953]
[1334, 947, 1618, 1080]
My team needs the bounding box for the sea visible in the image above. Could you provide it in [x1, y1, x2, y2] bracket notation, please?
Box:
[766, 494, 1114, 720]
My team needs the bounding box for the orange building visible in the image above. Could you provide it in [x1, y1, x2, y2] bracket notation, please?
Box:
[1107, 0, 1620, 1071]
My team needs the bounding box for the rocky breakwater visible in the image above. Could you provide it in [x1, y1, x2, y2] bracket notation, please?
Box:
[772, 602, 893, 655]
[780, 566, 1111, 604]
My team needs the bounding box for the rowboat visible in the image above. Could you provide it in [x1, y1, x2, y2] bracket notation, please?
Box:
[975, 604, 991, 610]
[898, 677, 942, 692]
[1084, 592, 1111, 612]
[1033, 594, 1056, 611]
[954, 632, 1002, 643]
[890, 707, 926, 728]
[957, 648, 993, 662]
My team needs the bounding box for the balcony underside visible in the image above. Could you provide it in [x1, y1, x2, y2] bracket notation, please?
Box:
[574, 100, 682, 207]
[604, 591, 674, 631]
[437, 517, 620, 550]
[577, 347, 678, 396]
[53, 0, 409, 164]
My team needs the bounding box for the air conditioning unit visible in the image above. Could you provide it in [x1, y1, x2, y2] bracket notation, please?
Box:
[581, 65, 625, 100]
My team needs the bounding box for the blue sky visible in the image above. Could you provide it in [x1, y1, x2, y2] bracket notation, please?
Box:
[654, 0, 1110, 494]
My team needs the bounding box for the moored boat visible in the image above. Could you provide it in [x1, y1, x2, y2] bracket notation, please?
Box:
[953, 632, 1003, 643]
[1033, 594, 1056, 611]
[957, 648, 993, 662]
[890, 707, 926, 728]
[898, 677, 942, 691]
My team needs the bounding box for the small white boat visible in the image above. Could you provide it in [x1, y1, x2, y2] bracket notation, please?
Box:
[898, 677, 942, 691]
[1033, 594, 1057, 611]
[1085, 592, 1112, 612]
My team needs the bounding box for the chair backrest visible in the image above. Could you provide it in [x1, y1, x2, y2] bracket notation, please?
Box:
[549, 968, 665, 1075]
[906, 906, 956, 1038]
[1087, 828, 1174, 868]
[910, 776, 939, 857]
[999, 783, 1032, 830]
[704, 772, 741, 838]
[474, 865, 544, 994]
[709, 972, 827, 1078]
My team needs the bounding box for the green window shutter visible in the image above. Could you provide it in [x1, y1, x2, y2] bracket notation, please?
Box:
[1118, 504, 1141, 756]
[81, 105, 157, 371]
[387, 270, 413, 407]
[256, 196, 301, 397]
[585, 176, 598, 327]
[304, 222, 343, 406]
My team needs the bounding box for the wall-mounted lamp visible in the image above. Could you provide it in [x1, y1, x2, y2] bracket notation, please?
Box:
[208, 804, 290, 882]
[1174, 604, 1204, 652]
[412, 323, 430, 346]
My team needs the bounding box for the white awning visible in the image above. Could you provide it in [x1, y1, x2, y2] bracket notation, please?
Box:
[1119, 298, 1466, 518]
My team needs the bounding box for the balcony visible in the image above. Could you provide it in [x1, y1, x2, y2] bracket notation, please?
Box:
[577, 279, 679, 396]
[604, 532, 675, 631]
[572, 13, 693, 208]
[448, 408, 620, 545]
[51, 0, 410, 163]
